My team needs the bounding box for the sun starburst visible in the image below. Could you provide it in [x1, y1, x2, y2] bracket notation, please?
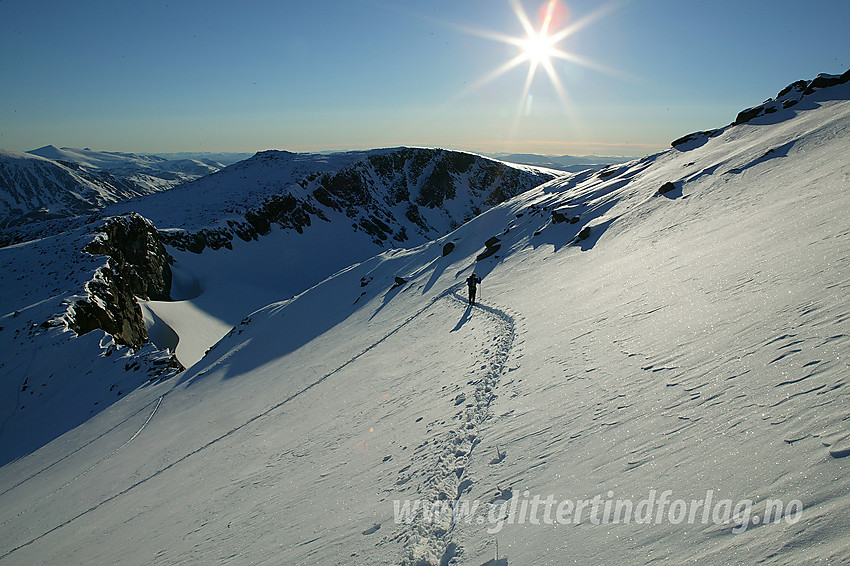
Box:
[450, 0, 624, 138]
[522, 31, 558, 66]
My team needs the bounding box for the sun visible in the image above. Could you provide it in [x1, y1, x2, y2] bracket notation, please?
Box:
[517, 0, 561, 66]
[522, 31, 558, 66]
[451, 0, 621, 124]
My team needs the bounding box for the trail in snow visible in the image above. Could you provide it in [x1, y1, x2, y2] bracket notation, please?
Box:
[400, 292, 517, 566]
[0, 396, 164, 530]
[0, 286, 462, 561]
[0, 394, 164, 499]
[1, 285, 519, 565]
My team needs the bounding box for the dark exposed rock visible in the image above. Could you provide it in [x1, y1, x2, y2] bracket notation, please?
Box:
[476, 245, 501, 261]
[358, 215, 391, 242]
[319, 167, 371, 209]
[442, 242, 455, 256]
[405, 203, 428, 232]
[576, 226, 591, 241]
[658, 182, 677, 195]
[671, 129, 723, 148]
[733, 106, 765, 126]
[476, 234, 503, 260]
[803, 73, 847, 94]
[69, 213, 173, 349]
[162, 193, 323, 253]
[734, 71, 850, 126]
[551, 210, 568, 223]
[481, 166, 530, 205]
[673, 71, 849, 148]
[391, 276, 407, 290]
[417, 159, 456, 208]
[392, 226, 408, 243]
[777, 80, 809, 99]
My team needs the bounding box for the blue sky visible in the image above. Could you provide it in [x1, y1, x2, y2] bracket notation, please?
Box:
[1, 0, 848, 157]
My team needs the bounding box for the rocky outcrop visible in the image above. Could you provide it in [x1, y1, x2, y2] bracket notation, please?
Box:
[476, 236, 502, 261]
[658, 181, 677, 195]
[161, 193, 326, 253]
[671, 128, 724, 149]
[673, 69, 850, 148]
[576, 226, 591, 241]
[319, 148, 554, 243]
[68, 213, 173, 349]
[733, 70, 850, 125]
[551, 209, 568, 223]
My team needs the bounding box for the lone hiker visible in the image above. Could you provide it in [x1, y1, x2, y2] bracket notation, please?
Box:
[466, 272, 482, 305]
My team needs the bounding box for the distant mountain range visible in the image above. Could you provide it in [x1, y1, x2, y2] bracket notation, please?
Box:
[26, 146, 227, 180]
[0, 149, 148, 228]
[0, 146, 232, 230]
[143, 151, 253, 166]
[488, 152, 632, 172]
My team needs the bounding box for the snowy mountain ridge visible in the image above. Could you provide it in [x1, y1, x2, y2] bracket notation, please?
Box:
[0, 148, 147, 229]
[0, 72, 849, 565]
[105, 146, 561, 251]
[27, 145, 222, 176]
[0, 146, 227, 235]
[26, 145, 225, 188]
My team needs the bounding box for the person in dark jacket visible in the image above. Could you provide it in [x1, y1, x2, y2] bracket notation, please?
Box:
[466, 273, 481, 305]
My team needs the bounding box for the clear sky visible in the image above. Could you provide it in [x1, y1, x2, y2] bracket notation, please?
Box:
[1, 0, 848, 157]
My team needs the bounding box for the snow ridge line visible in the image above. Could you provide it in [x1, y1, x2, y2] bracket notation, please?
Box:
[400, 292, 516, 566]
[0, 396, 164, 531]
[0, 288, 454, 561]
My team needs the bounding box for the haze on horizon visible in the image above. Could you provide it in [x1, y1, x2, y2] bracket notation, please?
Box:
[1, 0, 848, 158]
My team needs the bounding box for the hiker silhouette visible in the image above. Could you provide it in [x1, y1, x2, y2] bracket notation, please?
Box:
[466, 273, 481, 305]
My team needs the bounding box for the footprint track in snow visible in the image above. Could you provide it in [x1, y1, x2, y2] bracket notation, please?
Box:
[1, 288, 461, 561]
[397, 292, 517, 566]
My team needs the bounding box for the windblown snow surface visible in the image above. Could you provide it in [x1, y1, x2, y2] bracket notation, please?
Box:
[1, 80, 849, 565]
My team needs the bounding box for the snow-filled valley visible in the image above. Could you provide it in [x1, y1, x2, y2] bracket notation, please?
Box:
[1, 74, 849, 565]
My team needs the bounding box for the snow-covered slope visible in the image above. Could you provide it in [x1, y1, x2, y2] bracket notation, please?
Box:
[0, 147, 560, 455]
[153, 151, 253, 167]
[1, 72, 849, 565]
